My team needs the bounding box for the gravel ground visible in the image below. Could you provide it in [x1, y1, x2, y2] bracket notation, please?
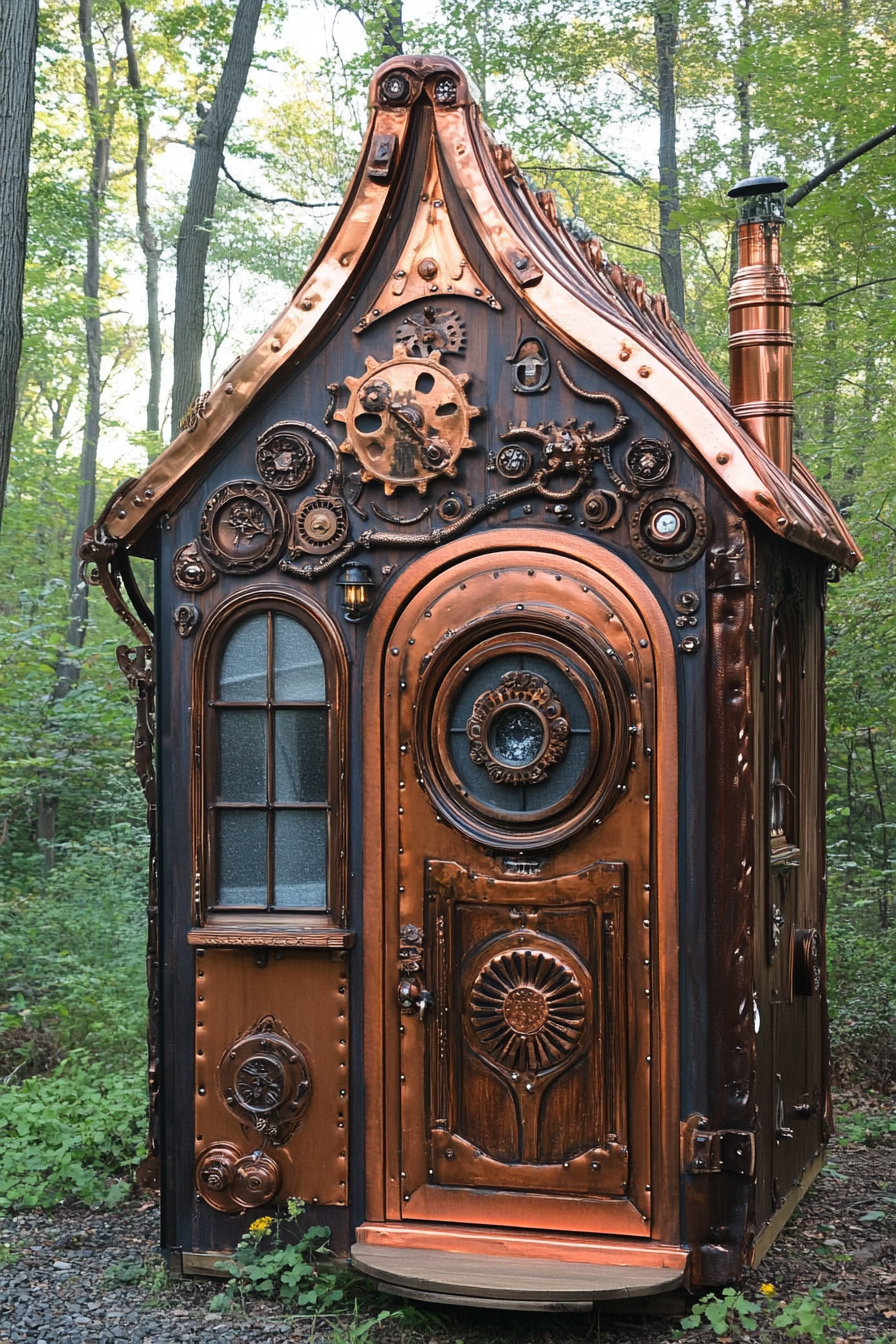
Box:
[0, 1098, 892, 1344]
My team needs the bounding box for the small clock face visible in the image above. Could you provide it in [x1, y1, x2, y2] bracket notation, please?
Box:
[334, 350, 482, 495]
[651, 509, 682, 540]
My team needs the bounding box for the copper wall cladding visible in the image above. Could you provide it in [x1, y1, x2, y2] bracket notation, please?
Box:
[193, 948, 348, 1209]
[728, 221, 793, 477]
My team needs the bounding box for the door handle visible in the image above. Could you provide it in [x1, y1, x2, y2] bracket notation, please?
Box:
[397, 923, 432, 1019]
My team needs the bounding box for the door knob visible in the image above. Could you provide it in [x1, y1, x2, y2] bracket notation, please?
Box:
[397, 923, 432, 1019]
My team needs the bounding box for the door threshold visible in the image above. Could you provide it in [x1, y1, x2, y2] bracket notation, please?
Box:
[351, 1243, 685, 1306]
[354, 1221, 688, 1272]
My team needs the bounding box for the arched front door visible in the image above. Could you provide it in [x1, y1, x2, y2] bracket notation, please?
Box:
[362, 531, 679, 1246]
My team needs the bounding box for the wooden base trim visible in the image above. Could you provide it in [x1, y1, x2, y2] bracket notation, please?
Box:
[180, 1251, 234, 1277]
[378, 1284, 593, 1313]
[354, 1222, 689, 1271]
[749, 1146, 826, 1267]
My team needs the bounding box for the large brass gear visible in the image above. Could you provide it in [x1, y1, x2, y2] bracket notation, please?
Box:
[333, 348, 482, 495]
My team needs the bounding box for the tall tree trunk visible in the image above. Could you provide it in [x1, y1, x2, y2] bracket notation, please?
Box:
[654, 0, 685, 323]
[0, 0, 39, 537]
[120, 1, 162, 443]
[53, 0, 113, 703]
[170, 0, 264, 432]
[730, 0, 752, 284]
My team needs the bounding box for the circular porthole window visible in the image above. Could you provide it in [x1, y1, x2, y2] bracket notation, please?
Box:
[415, 622, 632, 850]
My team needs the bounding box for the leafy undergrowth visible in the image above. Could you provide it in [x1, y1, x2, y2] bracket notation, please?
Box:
[0, 823, 149, 1208]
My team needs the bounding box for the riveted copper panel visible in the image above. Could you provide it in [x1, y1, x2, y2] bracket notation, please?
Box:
[194, 947, 348, 1207]
[363, 530, 680, 1245]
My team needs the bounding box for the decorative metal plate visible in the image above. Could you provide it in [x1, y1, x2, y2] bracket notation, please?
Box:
[256, 422, 316, 491]
[198, 481, 287, 574]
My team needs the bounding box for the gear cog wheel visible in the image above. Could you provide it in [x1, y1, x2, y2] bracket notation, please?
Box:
[334, 348, 482, 495]
[395, 306, 466, 358]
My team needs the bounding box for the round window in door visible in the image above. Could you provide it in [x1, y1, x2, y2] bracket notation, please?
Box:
[416, 622, 631, 849]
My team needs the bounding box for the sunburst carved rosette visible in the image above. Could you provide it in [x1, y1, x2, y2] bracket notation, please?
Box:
[469, 948, 586, 1074]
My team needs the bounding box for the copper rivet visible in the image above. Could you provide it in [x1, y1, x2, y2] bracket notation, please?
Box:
[716, 451, 729, 464]
[418, 257, 438, 280]
[340, 255, 351, 267]
[301, 299, 313, 310]
[117, 509, 127, 518]
[638, 365, 651, 378]
[225, 383, 233, 394]
[777, 516, 787, 525]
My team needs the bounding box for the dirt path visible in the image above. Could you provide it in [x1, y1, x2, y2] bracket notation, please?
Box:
[0, 1095, 892, 1343]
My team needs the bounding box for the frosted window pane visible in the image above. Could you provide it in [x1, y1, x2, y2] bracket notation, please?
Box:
[221, 614, 267, 700]
[274, 810, 327, 907]
[219, 710, 267, 802]
[274, 710, 327, 802]
[219, 811, 267, 905]
[274, 615, 325, 701]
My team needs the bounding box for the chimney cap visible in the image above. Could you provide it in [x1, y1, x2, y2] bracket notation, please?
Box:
[727, 175, 788, 199]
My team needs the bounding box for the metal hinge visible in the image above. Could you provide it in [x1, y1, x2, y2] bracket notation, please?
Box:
[681, 1114, 755, 1177]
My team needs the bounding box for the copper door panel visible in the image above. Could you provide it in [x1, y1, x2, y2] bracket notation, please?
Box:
[379, 543, 663, 1236]
[421, 861, 630, 1198]
[194, 948, 348, 1209]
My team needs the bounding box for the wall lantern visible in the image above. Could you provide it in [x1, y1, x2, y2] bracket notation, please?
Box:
[338, 563, 375, 621]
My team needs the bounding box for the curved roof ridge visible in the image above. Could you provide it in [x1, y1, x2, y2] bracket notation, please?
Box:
[97, 54, 858, 569]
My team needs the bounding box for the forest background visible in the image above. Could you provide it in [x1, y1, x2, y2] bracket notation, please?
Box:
[0, 0, 893, 1209]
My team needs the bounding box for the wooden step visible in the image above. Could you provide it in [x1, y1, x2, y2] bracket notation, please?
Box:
[350, 1244, 685, 1310]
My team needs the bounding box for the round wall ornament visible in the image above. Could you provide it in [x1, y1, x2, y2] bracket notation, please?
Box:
[198, 481, 287, 574]
[466, 671, 569, 784]
[255, 422, 317, 491]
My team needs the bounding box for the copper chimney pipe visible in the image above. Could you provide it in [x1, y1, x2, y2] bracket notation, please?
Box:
[727, 176, 793, 478]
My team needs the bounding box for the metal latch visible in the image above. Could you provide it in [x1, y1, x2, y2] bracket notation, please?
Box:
[681, 1114, 755, 1177]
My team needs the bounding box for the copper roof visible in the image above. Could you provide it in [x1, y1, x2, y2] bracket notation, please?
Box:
[102, 55, 859, 570]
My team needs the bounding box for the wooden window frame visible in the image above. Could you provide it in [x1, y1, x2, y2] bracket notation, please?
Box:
[192, 588, 349, 933]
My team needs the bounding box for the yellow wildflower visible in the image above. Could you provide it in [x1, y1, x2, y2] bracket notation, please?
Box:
[760, 1283, 775, 1297]
[249, 1216, 273, 1234]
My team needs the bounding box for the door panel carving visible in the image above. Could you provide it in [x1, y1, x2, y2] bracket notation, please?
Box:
[425, 861, 628, 1194]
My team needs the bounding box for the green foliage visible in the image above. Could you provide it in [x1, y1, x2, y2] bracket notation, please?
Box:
[0, 1052, 145, 1209]
[209, 1198, 345, 1312]
[679, 1285, 854, 1341]
[0, 825, 148, 1208]
[680, 1286, 763, 1336]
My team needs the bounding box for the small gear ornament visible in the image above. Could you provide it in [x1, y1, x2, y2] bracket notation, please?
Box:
[334, 348, 482, 495]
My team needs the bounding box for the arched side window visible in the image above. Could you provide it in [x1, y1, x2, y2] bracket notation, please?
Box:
[200, 601, 344, 921]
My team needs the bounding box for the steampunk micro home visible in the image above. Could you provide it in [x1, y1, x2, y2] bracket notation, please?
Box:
[86, 56, 859, 1308]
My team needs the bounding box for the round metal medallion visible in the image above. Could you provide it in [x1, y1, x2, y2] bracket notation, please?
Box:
[626, 437, 673, 486]
[198, 481, 287, 574]
[219, 1015, 311, 1146]
[629, 488, 709, 569]
[467, 671, 569, 785]
[290, 495, 350, 554]
[495, 443, 532, 480]
[256, 422, 316, 491]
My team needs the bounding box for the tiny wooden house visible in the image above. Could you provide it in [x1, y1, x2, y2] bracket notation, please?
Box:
[86, 56, 860, 1308]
